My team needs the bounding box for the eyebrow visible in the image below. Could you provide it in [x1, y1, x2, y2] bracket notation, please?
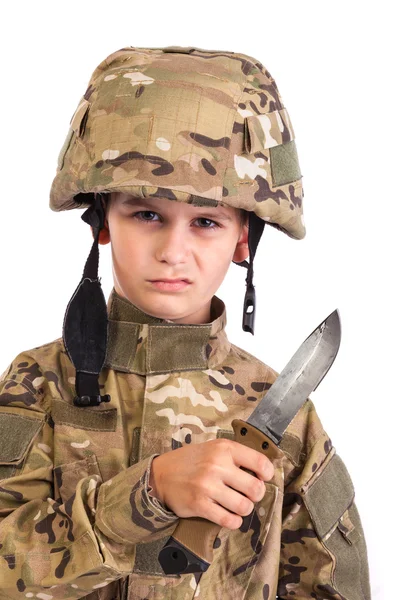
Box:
[120, 197, 233, 221]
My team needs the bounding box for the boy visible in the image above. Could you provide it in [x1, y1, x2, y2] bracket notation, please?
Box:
[0, 46, 371, 599]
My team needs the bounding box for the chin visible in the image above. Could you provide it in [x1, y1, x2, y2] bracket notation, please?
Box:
[139, 296, 185, 320]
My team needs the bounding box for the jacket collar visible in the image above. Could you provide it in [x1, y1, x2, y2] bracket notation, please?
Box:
[103, 288, 231, 375]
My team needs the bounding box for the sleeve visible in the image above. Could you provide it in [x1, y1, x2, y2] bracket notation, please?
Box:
[277, 399, 372, 600]
[0, 358, 179, 599]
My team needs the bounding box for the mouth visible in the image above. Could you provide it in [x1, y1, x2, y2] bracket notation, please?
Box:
[149, 278, 192, 283]
[148, 278, 192, 291]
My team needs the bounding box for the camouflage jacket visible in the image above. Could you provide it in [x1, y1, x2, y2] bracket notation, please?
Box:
[0, 288, 371, 599]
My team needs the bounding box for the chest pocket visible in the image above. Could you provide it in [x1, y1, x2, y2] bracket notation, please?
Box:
[51, 400, 117, 504]
[302, 452, 371, 600]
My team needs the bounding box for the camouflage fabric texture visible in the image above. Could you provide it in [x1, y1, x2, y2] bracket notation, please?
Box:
[50, 45, 305, 241]
[0, 288, 371, 599]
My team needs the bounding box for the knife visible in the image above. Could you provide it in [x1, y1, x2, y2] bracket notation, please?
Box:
[158, 308, 341, 575]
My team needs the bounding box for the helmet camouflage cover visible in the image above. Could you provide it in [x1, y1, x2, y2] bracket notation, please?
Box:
[50, 45, 305, 240]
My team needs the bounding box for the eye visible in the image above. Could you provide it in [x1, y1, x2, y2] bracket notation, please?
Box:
[195, 217, 219, 228]
[130, 212, 220, 228]
[133, 210, 160, 222]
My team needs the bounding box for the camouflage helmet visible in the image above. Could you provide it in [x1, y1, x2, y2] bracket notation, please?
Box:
[50, 46, 305, 408]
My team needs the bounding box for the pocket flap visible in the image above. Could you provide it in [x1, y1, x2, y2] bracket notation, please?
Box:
[0, 412, 44, 465]
[244, 107, 295, 153]
[303, 453, 355, 540]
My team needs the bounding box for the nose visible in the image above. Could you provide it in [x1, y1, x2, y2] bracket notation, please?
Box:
[155, 224, 190, 265]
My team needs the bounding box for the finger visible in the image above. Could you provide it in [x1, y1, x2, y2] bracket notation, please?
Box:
[223, 465, 266, 504]
[230, 440, 274, 481]
[211, 480, 256, 519]
[199, 498, 243, 531]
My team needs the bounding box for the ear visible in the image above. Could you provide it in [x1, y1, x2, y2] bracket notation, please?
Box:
[232, 223, 249, 263]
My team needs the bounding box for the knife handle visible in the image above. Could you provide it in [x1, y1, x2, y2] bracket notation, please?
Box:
[157, 419, 276, 575]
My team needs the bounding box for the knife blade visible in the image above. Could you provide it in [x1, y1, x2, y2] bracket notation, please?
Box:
[158, 308, 341, 575]
[247, 308, 341, 445]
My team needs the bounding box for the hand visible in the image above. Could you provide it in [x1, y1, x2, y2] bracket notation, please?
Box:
[149, 438, 274, 530]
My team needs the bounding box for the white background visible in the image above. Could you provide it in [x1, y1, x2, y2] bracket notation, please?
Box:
[1, 2, 396, 597]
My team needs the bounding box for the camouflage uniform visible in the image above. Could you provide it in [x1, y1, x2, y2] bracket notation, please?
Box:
[0, 288, 371, 599]
[0, 45, 371, 598]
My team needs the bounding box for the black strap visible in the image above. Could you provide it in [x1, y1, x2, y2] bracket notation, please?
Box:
[234, 212, 265, 335]
[63, 193, 111, 407]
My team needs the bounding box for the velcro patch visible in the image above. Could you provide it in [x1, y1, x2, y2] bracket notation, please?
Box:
[52, 399, 117, 431]
[303, 453, 355, 540]
[0, 412, 44, 464]
[270, 139, 302, 187]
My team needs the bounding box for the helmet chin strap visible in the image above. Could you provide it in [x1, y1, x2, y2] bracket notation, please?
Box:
[234, 211, 265, 335]
[63, 193, 111, 407]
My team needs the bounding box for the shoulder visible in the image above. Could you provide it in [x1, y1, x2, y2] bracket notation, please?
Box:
[227, 341, 279, 387]
[0, 337, 72, 412]
[208, 341, 281, 402]
[229, 342, 277, 372]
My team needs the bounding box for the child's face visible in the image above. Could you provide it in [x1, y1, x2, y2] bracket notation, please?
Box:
[96, 192, 249, 324]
